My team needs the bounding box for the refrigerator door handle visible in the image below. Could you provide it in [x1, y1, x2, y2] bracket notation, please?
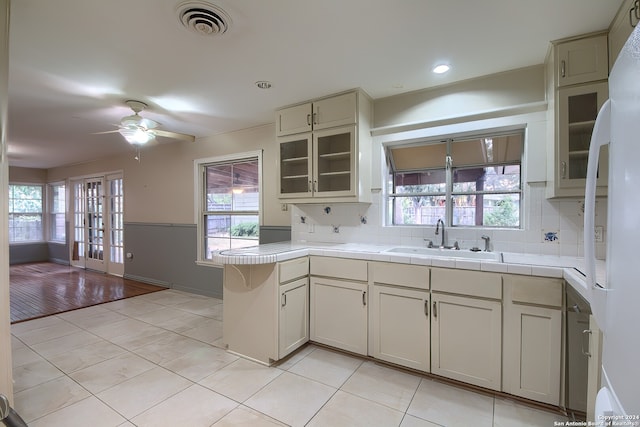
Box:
[584, 98, 611, 332]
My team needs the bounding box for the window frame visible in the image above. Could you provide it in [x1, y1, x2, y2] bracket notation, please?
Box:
[9, 183, 45, 243]
[48, 181, 67, 243]
[194, 150, 263, 263]
[385, 129, 524, 229]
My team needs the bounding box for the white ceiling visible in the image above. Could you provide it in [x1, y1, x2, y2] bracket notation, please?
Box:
[7, 0, 622, 169]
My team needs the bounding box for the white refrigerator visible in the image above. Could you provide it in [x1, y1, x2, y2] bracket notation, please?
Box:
[584, 24, 640, 419]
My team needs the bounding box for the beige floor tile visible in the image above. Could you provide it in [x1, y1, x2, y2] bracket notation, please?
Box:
[399, 414, 441, 427]
[131, 384, 238, 427]
[341, 360, 421, 412]
[143, 309, 206, 333]
[56, 304, 113, 323]
[101, 298, 164, 316]
[12, 319, 82, 345]
[12, 344, 44, 368]
[46, 339, 127, 374]
[96, 367, 192, 419]
[493, 397, 568, 427]
[135, 289, 198, 306]
[161, 345, 238, 382]
[64, 308, 130, 330]
[131, 331, 210, 365]
[30, 329, 103, 358]
[13, 358, 64, 392]
[181, 317, 223, 344]
[173, 298, 223, 318]
[274, 344, 316, 370]
[69, 352, 156, 394]
[307, 389, 405, 427]
[244, 371, 336, 427]
[91, 318, 168, 349]
[14, 376, 91, 423]
[11, 334, 26, 349]
[288, 347, 363, 388]
[199, 358, 283, 402]
[130, 305, 195, 325]
[212, 405, 288, 426]
[11, 315, 67, 335]
[407, 379, 494, 427]
[28, 396, 126, 427]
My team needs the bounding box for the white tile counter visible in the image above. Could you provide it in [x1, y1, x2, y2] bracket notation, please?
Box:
[212, 241, 606, 304]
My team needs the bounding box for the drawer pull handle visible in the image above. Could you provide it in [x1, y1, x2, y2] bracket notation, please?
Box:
[424, 300, 429, 316]
[307, 114, 312, 126]
[281, 293, 287, 307]
[561, 60, 566, 78]
[362, 291, 367, 306]
[433, 301, 437, 318]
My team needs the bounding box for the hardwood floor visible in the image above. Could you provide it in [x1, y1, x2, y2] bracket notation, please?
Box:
[9, 262, 166, 324]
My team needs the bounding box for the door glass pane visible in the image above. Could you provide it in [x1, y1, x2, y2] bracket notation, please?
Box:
[86, 180, 103, 261]
[109, 178, 124, 264]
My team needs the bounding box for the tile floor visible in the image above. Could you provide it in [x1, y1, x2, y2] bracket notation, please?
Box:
[11, 289, 570, 426]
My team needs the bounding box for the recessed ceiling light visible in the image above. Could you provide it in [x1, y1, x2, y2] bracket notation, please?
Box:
[255, 81, 272, 89]
[433, 64, 450, 74]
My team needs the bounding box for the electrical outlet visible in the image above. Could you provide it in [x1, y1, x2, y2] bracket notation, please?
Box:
[594, 226, 604, 243]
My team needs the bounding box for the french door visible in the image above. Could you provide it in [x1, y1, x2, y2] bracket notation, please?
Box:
[70, 174, 124, 276]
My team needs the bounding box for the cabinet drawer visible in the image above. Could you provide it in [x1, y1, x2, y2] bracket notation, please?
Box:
[310, 256, 367, 281]
[504, 275, 563, 308]
[279, 257, 309, 284]
[431, 268, 501, 299]
[370, 262, 429, 290]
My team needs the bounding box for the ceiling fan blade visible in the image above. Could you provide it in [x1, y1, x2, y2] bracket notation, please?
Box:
[92, 129, 120, 135]
[152, 129, 195, 142]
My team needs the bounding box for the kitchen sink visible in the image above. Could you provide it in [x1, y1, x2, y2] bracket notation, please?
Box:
[385, 246, 502, 261]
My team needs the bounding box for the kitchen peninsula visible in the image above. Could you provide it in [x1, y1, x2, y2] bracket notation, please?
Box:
[215, 241, 605, 408]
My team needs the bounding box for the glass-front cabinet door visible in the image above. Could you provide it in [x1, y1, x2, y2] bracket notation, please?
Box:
[278, 133, 313, 198]
[558, 81, 609, 189]
[313, 125, 356, 198]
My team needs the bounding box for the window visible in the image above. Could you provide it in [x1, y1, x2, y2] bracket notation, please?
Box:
[48, 182, 66, 242]
[386, 130, 523, 228]
[196, 152, 261, 260]
[9, 184, 43, 242]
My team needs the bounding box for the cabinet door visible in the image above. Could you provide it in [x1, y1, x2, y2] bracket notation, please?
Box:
[276, 103, 312, 136]
[313, 92, 357, 130]
[279, 278, 309, 358]
[431, 293, 502, 390]
[557, 81, 609, 190]
[503, 304, 562, 405]
[310, 277, 367, 355]
[556, 35, 608, 87]
[312, 125, 356, 198]
[609, 0, 638, 67]
[278, 133, 313, 198]
[371, 285, 429, 371]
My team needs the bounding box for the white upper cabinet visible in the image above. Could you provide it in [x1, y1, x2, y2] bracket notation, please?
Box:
[276, 92, 357, 137]
[276, 90, 372, 203]
[609, 0, 639, 67]
[555, 34, 608, 87]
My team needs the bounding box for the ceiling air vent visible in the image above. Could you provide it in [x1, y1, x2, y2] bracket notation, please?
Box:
[177, 1, 231, 36]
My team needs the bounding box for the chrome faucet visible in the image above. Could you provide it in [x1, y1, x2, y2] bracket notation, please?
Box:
[435, 219, 445, 248]
[481, 235, 491, 252]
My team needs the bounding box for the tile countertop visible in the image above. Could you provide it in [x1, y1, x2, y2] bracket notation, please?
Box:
[212, 242, 606, 305]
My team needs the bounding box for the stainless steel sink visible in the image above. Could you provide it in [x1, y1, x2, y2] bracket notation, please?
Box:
[385, 246, 502, 261]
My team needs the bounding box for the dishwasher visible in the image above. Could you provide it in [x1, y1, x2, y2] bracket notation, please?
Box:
[565, 285, 591, 415]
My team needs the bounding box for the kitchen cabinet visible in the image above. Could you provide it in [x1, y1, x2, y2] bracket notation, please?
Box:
[503, 275, 563, 405]
[276, 91, 356, 137]
[609, 0, 639, 67]
[222, 257, 309, 365]
[278, 125, 356, 198]
[546, 32, 609, 198]
[555, 33, 608, 88]
[276, 90, 372, 203]
[309, 256, 368, 355]
[369, 262, 430, 371]
[430, 268, 502, 391]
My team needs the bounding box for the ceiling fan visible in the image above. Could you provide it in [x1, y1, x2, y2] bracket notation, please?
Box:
[98, 100, 195, 145]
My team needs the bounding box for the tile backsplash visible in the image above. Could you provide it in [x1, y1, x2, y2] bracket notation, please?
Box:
[290, 182, 608, 259]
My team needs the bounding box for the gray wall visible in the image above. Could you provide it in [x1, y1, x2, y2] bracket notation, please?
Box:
[9, 243, 48, 265]
[123, 222, 221, 298]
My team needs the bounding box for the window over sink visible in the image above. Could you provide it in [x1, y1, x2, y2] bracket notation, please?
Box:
[385, 129, 523, 228]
